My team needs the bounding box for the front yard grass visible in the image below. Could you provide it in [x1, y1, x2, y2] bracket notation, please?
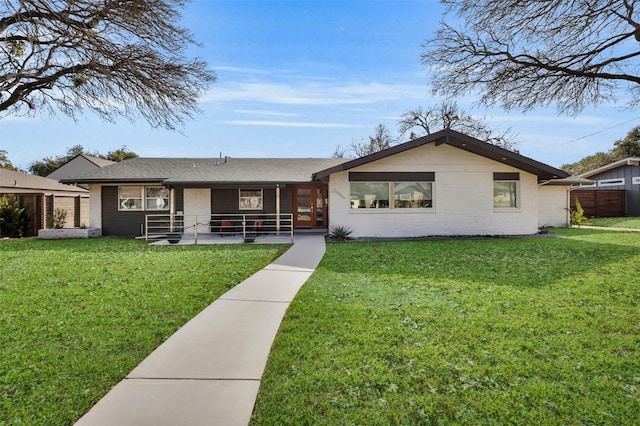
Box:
[252, 228, 640, 425]
[589, 217, 640, 229]
[0, 238, 288, 426]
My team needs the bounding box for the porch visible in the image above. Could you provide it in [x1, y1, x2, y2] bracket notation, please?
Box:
[145, 213, 327, 244]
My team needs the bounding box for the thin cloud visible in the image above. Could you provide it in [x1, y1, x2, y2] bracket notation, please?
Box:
[220, 119, 363, 128]
[233, 109, 302, 118]
[201, 80, 425, 106]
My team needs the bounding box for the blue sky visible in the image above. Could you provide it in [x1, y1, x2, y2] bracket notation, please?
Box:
[2, 0, 640, 170]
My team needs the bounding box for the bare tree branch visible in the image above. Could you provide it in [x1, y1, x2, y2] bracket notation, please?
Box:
[0, 0, 216, 129]
[423, 0, 640, 113]
[399, 101, 519, 151]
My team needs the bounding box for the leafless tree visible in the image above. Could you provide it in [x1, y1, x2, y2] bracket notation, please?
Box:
[422, 0, 640, 114]
[399, 101, 519, 151]
[348, 124, 396, 157]
[0, 0, 215, 129]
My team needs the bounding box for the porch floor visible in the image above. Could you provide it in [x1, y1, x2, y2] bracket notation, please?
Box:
[149, 229, 326, 245]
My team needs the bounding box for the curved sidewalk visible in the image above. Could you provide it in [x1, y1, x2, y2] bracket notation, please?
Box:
[74, 234, 326, 426]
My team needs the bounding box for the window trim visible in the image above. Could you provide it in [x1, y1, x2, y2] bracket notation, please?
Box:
[598, 178, 625, 187]
[118, 185, 170, 212]
[632, 177, 640, 185]
[145, 186, 170, 211]
[118, 186, 144, 211]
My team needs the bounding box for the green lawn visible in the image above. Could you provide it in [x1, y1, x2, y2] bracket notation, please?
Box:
[252, 228, 640, 425]
[0, 238, 288, 426]
[589, 217, 640, 229]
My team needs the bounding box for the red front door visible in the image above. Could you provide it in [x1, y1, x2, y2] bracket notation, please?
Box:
[293, 184, 327, 228]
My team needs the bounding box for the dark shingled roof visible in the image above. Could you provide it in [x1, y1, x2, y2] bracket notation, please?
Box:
[62, 157, 350, 185]
[314, 128, 570, 182]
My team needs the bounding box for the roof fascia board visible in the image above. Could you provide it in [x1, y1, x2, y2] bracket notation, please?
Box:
[579, 157, 640, 178]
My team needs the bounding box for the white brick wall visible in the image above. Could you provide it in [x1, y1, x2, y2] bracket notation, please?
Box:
[183, 188, 211, 234]
[538, 185, 569, 227]
[328, 143, 544, 237]
[89, 184, 102, 230]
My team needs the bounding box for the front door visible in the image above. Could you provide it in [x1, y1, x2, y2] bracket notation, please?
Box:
[293, 184, 327, 228]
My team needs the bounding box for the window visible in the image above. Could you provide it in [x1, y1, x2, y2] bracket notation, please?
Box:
[393, 182, 432, 208]
[119, 186, 143, 210]
[350, 182, 390, 208]
[146, 186, 170, 210]
[633, 177, 640, 185]
[493, 173, 519, 209]
[350, 181, 433, 209]
[119, 186, 170, 211]
[239, 189, 263, 210]
[598, 178, 625, 187]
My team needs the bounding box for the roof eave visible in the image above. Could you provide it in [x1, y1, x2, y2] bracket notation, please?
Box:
[314, 129, 569, 181]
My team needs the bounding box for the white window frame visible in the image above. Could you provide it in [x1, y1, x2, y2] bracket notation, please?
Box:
[598, 178, 625, 187]
[239, 189, 263, 210]
[145, 186, 170, 211]
[118, 185, 170, 211]
[118, 186, 143, 211]
[633, 177, 640, 185]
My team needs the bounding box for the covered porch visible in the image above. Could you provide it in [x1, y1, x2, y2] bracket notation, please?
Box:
[145, 212, 327, 244]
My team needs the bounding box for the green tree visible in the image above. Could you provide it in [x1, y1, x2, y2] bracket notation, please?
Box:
[29, 145, 88, 176]
[29, 144, 138, 176]
[0, 194, 28, 237]
[561, 152, 616, 176]
[0, 0, 215, 129]
[104, 146, 138, 162]
[422, 1, 640, 114]
[0, 149, 18, 170]
[612, 126, 640, 158]
[561, 126, 640, 175]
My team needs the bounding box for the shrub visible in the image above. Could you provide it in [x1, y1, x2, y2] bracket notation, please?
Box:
[569, 199, 592, 226]
[47, 208, 68, 229]
[328, 225, 354, 242]
[0, 194, 29, 238]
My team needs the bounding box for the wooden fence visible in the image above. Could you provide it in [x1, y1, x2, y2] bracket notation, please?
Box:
[570, 190, 626, 217]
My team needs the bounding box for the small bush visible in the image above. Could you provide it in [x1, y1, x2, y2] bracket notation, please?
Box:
[328, 225, 354, 242]
[48, 208, 68, 229]
[569, 199, 592, 226]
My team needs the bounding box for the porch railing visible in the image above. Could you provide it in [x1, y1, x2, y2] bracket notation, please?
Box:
[145, 213, 294, 243]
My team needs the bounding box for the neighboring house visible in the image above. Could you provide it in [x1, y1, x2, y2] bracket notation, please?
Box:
[64, 129, 578, 238]
[47, 154, 116, 185]
[573, 157, 640, 217]
[0, 168, 89, 236]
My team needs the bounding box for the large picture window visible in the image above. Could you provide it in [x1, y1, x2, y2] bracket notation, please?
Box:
[239, 189, 263, 210]
[393, 182, 432, 208]
[493, 173, 519, 208]
[350, 182, 390, 208]
[350, 181, 433, 209]
[119, 186, 170, 211]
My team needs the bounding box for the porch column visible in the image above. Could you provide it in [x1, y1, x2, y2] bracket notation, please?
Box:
[276, 185, 280, 234]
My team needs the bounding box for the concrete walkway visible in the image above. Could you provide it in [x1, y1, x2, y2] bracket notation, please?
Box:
[74, 234, 326, 426]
